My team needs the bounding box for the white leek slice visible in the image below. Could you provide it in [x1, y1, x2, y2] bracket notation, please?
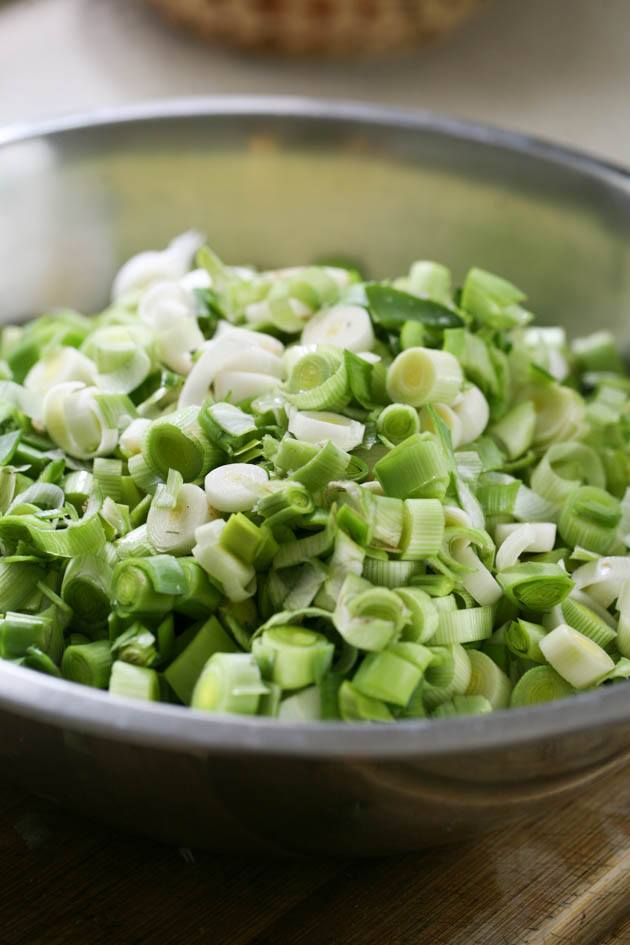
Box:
[193, 519, 256, 602]
[495, 524, 536, 571]
[452, 541, 502, 606]
[179, 268, 212, 291]
[218, 347, 285, 379]
[572, 557, 630, 608]
[204, 463, 269, 513]
[287, 409, 365, 452]
[112, 231, 204, 300]
[147, 483, 212, 554]
[357, 351, 381, 364]
[495, 523, 556, 569]
[43, 382, 119, 459]
[0, 381, 43, 423]
[119, 418, 152, 458]
[25, 347, 96, 394]
[178, 338, 243, 407]
[139, 281, 204, 374]
[452, 385, 490, 445]
[85, 325, 153, 394]
[214, 322, 285, 357]
[301, 304, 374, 352]
[539, 623, 614, 688]
[213, 371, 281, 403]
[179, 337, 284, 408]
[245, 297, 311, 326]
[443, 505, 472, 528]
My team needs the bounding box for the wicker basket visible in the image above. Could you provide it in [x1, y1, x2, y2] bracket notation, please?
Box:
[146, 0, 485, 56]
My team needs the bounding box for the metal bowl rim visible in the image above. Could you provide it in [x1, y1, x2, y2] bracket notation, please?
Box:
[1, 94, 629, 760]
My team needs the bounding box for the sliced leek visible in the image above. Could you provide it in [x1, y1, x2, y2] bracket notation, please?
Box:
[4, 237, 630, 723]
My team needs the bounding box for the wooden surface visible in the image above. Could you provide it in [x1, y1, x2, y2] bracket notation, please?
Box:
[1, 765, 630, 945]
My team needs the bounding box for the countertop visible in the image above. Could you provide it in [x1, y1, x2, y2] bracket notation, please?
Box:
[2, 3, 630, 944]
[1, 0, 630, 167]
[1, 764, 630, 945]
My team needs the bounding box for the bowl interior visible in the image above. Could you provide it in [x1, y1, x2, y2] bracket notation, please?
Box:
[2, 100, 630, 343]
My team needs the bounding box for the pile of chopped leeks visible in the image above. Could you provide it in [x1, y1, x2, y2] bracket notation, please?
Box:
[1, 230, 630, 723]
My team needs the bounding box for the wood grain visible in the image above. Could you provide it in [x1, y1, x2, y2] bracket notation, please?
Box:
[1, 764, 629, 945]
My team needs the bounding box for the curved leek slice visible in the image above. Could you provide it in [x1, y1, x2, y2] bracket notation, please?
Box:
[112, 230, 203, 300]
[43, 383, 130, 460]
[466, 650, 512, 709]
[139, 281, 204, 374]
[25, 347, 96, 394]
[287, 408, 365, 452]
[452, 385, 490, 445]
[301, 304, 374, 352]
[539, 623, 614, 689]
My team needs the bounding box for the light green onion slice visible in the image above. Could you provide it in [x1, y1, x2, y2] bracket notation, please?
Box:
[338, 680, 394, 722]
[277, 686, 322, 722]
[374, 433, 450, 500]
[560, 597, 617, 649]
[192, 653, 267, 715]
[558, 486, 624, 556]
[399, 498, 445, 559]
[352, 647, 424, 707]
[539, 623, 615, 689]
[432, 605, 493, 644]
[285, 347, 349, 411]
[361, 556, 421, 589]
[333, 573, 409, 652]
[143, 407, 219, 481]
[497, 562, 574, 611]
[465, 650, 512, 709]
[505, 619, 547, 663]
[386, 347, 463, 407]
[490, 401, 536, 460]
[377, 404, 420, 446]
[423, 644, 472, 710]
[164, 616, 237, 704]
[253, 625, 334, 690]
[62, 640, 113, 689]
[510, 666, 575, 707]
[193, 519, 256, 602]
[109, 660, 160, 701]
[433, 695, 493, 718]
[530, 442, 606, 505]
[395, 587, 439, 644]
[61, 554, 112, 630]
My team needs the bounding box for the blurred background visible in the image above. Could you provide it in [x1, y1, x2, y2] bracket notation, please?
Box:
[1, 0, 629, 165]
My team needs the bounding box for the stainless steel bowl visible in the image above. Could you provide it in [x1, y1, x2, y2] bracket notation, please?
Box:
[1, 98, 630, 855]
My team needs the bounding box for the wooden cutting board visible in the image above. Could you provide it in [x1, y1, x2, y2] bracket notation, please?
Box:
[0, 763, 629, 945]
